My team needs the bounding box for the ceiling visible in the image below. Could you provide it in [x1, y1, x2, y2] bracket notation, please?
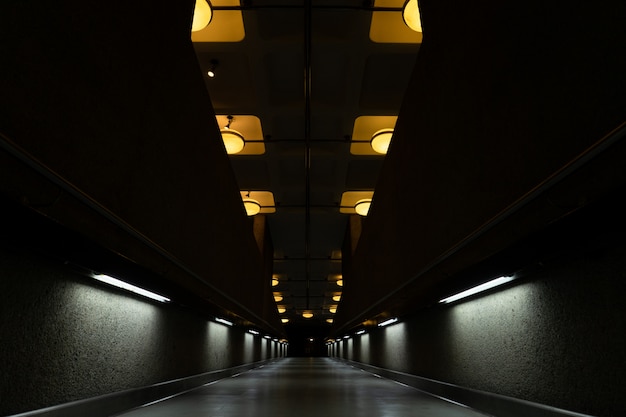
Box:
[190, 0, 421, 328]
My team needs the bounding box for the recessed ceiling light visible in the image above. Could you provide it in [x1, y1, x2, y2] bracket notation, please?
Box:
[370, 128, 393, 154]
[274, 294, 283, 302]
[192, 0, 213, 32]
[354, 199, 371, 216]
[281, 318, 289, 323]
[332, 294, 341, 302]
[302, 312, 314, 319]
[402, 0, 422, 33]
[336, 279, 343, 287]
[277, 306, 286, 314]
[243, 199, 261, 216]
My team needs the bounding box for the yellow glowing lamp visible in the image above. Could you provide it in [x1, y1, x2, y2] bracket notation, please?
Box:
[277, 306, 286, 314]
[192, 0, 213, 32]
[302, 312, 314, 319]
[336, 279, 343, 287]
[332, 295, 341, 302]
[326, 318, 334, 324]
[274, 295, 283, 302]
[243, 199, 261, 216]
[281, 318, 289, 323]
[329, 306, 337, 314]
[354, 199, 371, 217]
[402, 0, 422, 33]
[221, 129, 245, 154]
[272, 278, 279, 286]
[370, 129, 393, 154]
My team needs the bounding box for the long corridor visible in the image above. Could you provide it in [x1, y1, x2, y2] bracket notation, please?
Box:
[114, 358, 489, 417]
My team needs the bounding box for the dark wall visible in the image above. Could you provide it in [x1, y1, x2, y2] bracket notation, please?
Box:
[0, 240, 283, 416]
[332, 192, 626, 417]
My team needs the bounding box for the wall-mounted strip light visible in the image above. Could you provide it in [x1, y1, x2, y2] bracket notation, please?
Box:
[356, 329, 366, 335]
[215, 317, 233, 327]
[248, 329, 260, 335]
[263, 335, 272, 340]
[439, 276, 515, 304]
[92, 274, 170, 303]
[378, 317, 398, 327]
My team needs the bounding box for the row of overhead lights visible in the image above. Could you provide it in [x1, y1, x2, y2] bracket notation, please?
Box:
[326, 275, 517, 344]
[192, 0, 422, 34]
[91, 273, 286, 341]
[272, 274, 343, 323]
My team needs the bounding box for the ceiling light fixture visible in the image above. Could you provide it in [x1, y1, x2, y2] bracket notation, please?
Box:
[215, 317, 234, 327]
[221, 115, 245, 154]
[326, 318, 334, 324]
[354, 199, 371, 216]
[439, 276, 515, 304]
[356, 330, 366, 335]
[92, 274, 170, 303]
[370, 128, 394, 154]
[248, 329, 259, 335]
[191, 0, 213, 32]
[329, 306, 337, 314]
[207, 59, 218, 78]
[281, 318, 289, 323]
[332, 294, 341, 302]
[277, 306, 286, 314]
[336, 279, 343, 287]
[272, 277, 279, 286]
[302, 312, 314, 319]
[274, 294, 283, 302]
[378, 317, 398, 327]
[402, 0, 422, 33]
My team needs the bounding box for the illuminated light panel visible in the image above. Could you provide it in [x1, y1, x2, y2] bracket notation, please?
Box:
[263, 335, 271, 339]
[332, 295, 341, 302]
[92, 274, 170, 303]
[329, 306, 337, 314]
[340, 191, 374, 215]
[356, 330, 366, 335]
[215, 317, 233, 327]
[221, 128, 245, 154]
[378, 317, 398, 327]
[239, 191, 276, 214]
[272, 277, 279, 287]
[277, 306, 286, 314]
[370, 129, 393, 154]
[336, 279, 343, 287]
[354, 199, 372, 216]
[369, 0, 422, 43]
[274, 294, 283, 302]
[248, 329, 260, 335]
[326, 318, 334, 324]
[243, 199, 261, 216]
[302, 312, 314, 319]
[402, 0, 422, 32]
[191, 0, 213, 32]
[281, 318, 289, 323]
[439, 276, 515, 304]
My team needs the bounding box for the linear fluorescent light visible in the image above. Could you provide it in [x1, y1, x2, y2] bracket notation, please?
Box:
[92, 274, 170, 303]
[378, 317, 398, 327]
[356, 330, 366, 335]
[439, 276, 515, 304]
[215, 317, 233, 326]
[248, 329, 260, 335]
[263, 335, 272, 339]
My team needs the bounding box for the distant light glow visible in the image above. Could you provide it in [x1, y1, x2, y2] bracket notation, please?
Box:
[356, 330, 366, 335]
[207, 69, 216, 78]
[343, 335, 350, 339]
[264, 335, 272, 339]
[281, 318, 289, 323]
[277, 306, 286, 314]
[248, 329, 260, 335]
[274, 295, 283, 302]
[336, 279, 343, 287]
[332, 295, 341, 302]
[439, 276, 515, 304]
[378, 317, 398, 327]
[329, 306, 337, 314]
[302, 312, 314, 319]
[326, 318, 334, 324]
[215, 317, 234, 326]
[92, 274, 170, 303]
[272, 278, 279, 286]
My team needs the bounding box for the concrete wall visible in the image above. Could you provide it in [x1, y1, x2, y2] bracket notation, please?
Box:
[330, 241, 626, 417]
[0, 244, 284, 416]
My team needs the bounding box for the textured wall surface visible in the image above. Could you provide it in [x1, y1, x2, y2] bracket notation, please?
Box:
[332, 243, 626, 417]
[0, 245, 281, 416]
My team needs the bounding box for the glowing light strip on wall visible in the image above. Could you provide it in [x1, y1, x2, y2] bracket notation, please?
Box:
[439, 276, 515, 304]
[215, 317, 234, 326]
[92, 274, 170, 303]
[377, 317, 398, 327]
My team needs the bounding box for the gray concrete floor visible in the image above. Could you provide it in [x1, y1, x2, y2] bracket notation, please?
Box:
[114, 358, 490, 417]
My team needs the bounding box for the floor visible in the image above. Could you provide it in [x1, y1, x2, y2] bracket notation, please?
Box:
[114, 358, 491, 417]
